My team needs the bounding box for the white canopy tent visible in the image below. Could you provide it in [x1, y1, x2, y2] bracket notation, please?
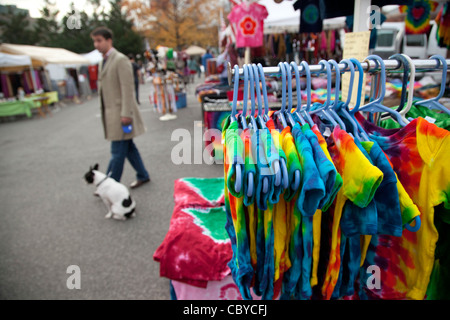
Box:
[0, 51, 37, 93]
[185, 45, 207, 56]
[81, 49, 103, 65]
[0, 43, 91, 82]
[0, 43, 90, 67]
[0, 52, 32, 68]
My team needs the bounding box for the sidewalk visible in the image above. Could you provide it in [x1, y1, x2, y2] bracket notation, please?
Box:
[0, 75, 223, 299]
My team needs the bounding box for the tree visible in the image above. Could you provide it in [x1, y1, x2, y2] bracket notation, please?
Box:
[103, 0, 144, 56]
[122, 0, 221, 50]
[33, 0, 61, 47]
[0, 6, 37, 44]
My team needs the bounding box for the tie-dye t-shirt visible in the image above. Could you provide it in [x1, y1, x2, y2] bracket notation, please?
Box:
[291, 123, 326, 300]
[356, 114, 450, 300]
[309, 125, 343, 289]
[379, 102, 450, 131]
[279, 126, 303, 299]
[223, 118, 254, 300]
[320, 126, 384, 300]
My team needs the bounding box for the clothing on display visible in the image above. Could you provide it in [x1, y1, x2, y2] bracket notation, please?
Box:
[399, 0, 439, 35]
[435, 1, 450, 49]
[223, 57, 449, 300]
[294, 0, 323, 34]
[227, 2, 268, 48]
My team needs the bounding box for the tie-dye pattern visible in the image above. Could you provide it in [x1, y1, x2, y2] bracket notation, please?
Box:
[291, 123, 326, 300]
[223, 118, 253, 300]
[356, 114, 450, 300]
[321, 126, 384, 300]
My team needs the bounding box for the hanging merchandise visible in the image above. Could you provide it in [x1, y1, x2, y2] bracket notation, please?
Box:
[293, 0, 323, 34]
[227, 1, 269, 49]
[224, 55, 450, 300]
[435, 1, 450, 49]
[400, 0, 439, 34]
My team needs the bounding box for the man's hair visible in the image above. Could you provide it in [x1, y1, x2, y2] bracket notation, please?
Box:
[90, 26, 113, 40]
[128, 53, 135, 60]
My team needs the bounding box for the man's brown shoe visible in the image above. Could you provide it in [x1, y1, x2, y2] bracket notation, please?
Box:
[130, 178, 150, 189]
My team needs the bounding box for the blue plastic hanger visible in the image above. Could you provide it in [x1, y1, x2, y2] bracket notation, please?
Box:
[290, 61, 307, 126]
[231, 64, 240, 122]
[415, 55, 450, 115]
[336, 59, 366, 141]
[243, 64, 258, 199]
[254, 63, 271, 194]
[389, 54, 411, 113]
[275, 62, 289, 128]
[282, 62, 300, 128]
[240, 64, 249, 130]
[309, 60, 339, 128]
[327, 59, 347, 131]
[299, 61, 315, 126]
[257, 63, 269, 127]
[230, 64, 242, 193]
[247, 64, 259, 130]
[358, 55, 409, 127]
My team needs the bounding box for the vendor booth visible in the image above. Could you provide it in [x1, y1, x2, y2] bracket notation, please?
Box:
[0, 43, 90, 109]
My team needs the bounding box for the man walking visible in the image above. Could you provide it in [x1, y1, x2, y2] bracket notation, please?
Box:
[91, 26, 150, 188]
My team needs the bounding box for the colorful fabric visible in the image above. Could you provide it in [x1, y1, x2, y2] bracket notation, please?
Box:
[379, 102, 450, 131]
[400, 0, 438, 35]
[223, 119, 253, 300]
[321, 126, 384, 300]
[227, 2, 268, 48]
[356, 114, 450, 300]
[291, 123, 326, 300]
[435, 2, 450, 49]
[153, 178, 232, 288]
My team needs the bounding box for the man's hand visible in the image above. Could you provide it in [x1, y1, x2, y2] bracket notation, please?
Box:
[121, 117, 132, 125]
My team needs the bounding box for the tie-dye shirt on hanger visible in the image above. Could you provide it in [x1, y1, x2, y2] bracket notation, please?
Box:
[356, 114, 450, 300]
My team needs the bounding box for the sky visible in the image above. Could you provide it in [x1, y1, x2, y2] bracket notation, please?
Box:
[1, 0, 111, 18]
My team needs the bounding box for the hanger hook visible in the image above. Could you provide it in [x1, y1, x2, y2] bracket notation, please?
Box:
[277, 62, 287, 113]
[258, 63, 270, 116]
[364, 55, 386, 104]
[291, 61, 303, 113]
[284, 62, 294, 113]
[348, 57, 364, 114]
[339, 59, 355, 108]
[300, 61, 312, 112]
[242, 64, 249, 118]
[328, 59, 341, 111]
[252, 64, 263, 116]
[318, 60, 332, 108]
[231, 64, 240, 121]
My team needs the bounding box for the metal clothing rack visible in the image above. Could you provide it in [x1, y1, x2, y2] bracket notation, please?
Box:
[227, 59, 450, 85]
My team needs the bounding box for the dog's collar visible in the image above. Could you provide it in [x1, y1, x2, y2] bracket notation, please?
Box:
[96, 173, 111, 187]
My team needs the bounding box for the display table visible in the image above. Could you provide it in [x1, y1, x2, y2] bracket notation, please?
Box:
[0, 99, 34, 118]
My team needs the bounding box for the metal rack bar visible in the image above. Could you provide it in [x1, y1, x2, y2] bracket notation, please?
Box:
[227, 59, 450, 85]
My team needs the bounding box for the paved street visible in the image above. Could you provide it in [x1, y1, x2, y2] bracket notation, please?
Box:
[0, 76, 223, 299]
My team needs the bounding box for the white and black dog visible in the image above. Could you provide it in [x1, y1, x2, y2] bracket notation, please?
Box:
[84, 164, 136, 220]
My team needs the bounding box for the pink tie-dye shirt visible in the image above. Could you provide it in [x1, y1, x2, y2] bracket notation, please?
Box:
[227, 3, 268, 48]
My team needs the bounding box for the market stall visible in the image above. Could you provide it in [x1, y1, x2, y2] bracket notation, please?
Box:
[0, 43, 90, 103]
[156, 0, 450, 302]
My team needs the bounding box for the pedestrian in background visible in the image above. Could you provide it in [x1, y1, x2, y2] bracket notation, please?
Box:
[187, 57, 199, 83]
[91, 26, 150, 189]
[201, 49, 213, 75]
[128, 54, 141, 105]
